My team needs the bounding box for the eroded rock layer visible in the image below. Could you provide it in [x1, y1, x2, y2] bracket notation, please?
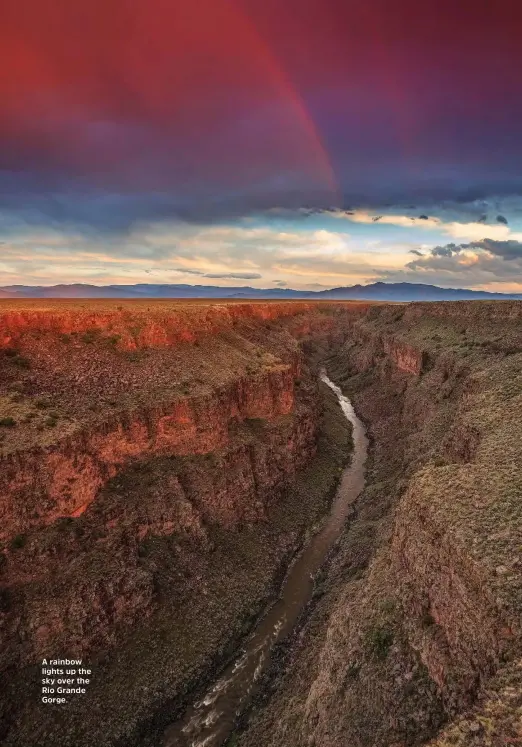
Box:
[0, 299, 362, 746]
[2, 299, 522, 747]
[239, 300, 522, 747]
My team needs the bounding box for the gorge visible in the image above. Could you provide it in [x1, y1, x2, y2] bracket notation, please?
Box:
[1, 299, 521, 747]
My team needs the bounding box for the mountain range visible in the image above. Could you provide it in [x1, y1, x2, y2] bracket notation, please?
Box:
[0, 282, 521, 301]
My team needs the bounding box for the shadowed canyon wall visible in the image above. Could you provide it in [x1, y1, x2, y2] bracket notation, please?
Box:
[239, 300, 522, 747]
[1, 299, 522, 747]
[0, 300, 363, 746]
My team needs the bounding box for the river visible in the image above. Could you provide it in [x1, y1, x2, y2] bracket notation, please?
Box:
[162, 372, 368, 747]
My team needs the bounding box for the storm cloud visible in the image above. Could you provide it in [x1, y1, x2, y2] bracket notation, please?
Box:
[3, 0, 522, 230]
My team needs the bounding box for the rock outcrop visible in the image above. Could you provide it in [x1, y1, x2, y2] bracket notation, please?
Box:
[3, 298, 522, 747]
[239, 300, 522, 747]
[0, 299, 364, 746]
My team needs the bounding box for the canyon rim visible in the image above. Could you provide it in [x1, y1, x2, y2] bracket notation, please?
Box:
[0, 298, 521, 747]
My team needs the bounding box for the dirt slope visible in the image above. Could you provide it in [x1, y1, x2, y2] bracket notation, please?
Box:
[0, 299, 365, 746]
[239, 301, 522, 747]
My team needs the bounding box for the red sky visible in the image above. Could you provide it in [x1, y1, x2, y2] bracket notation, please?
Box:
[2, 0, 522, 293]
[3, 0, 522, 213]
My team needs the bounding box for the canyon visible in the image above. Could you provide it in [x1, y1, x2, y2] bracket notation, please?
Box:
[0, 298, 521, 747]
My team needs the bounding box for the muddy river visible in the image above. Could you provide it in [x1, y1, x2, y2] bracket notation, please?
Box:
[162, 372, 368, 747]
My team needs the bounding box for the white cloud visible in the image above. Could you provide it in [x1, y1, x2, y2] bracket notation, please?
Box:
[341, 209, 522, 243]
[1, 214, 521, 292]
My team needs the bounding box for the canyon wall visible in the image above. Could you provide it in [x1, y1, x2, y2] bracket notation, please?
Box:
[3, 298, 521, 747]
[0, 365, 300, 541]
[0, 300, 363, 542]
[240, 300, 522, 747]
[0, 299, 363, 746]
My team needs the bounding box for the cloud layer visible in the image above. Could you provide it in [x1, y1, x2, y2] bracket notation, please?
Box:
[3, 0, 522, 229]
[2, 0, 522, 290]
[2, 215, 522, 292]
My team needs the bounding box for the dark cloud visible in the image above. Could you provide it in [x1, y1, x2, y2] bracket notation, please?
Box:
[172, 267, 263, 280]
[431, 243, 459, 257]
[401, 239, 522, 288]
[497, 214, 509, 224]
[465, 239, 522, 260]
[409, 239, 522, 264]
[3, 0, 522, 230]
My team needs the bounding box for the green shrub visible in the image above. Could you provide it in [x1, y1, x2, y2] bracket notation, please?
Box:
[0, 417, 16, 427]
[81, 329, 99, 344]
[345, 662, 361, 679]
[10, 534, 26, 550]
[12, 355, 31, 369]
[364, 625, 394, 660]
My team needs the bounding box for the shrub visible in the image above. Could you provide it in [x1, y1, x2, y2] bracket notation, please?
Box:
[421, 611, 436, 628]
[12, 355, 31, 369]
[10, 534, 26, 550]
[0, 417, 16, 427]
[56, 517, 74, 529]
[345, 662, 361, 679]
[81, 329, 98, 344]
[364, 625, 394, 660]
[45, 416, 58, 428]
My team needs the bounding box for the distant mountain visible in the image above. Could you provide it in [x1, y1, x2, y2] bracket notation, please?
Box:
[314, 281, 522, 301]
[1, 281, 521, 301]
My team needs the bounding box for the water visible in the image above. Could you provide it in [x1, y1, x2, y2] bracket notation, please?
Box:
[162, 372, 368, 747]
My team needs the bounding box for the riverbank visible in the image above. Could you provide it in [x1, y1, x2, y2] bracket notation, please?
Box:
[236, 304, 522, 747]
[159, 374, 366, 746]
[2, 379, 352, 747]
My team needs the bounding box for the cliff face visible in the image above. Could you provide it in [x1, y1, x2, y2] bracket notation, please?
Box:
[3, 298, 521, 747]
[0, 299, 366, 746]
[240, 301, 522, 747]
[3, 396, 318, 667]
[0, 301, 367, 542]
[0, 299, 368, 351]
[0, 365, 299, 541]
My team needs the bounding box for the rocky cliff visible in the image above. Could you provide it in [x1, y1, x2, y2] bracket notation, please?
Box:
[239, 300, 522, 747]
[3, 298, 521, 747]
[0, 299, 364, 746]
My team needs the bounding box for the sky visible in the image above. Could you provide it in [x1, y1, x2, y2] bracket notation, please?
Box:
[2, 0, 522, 291]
